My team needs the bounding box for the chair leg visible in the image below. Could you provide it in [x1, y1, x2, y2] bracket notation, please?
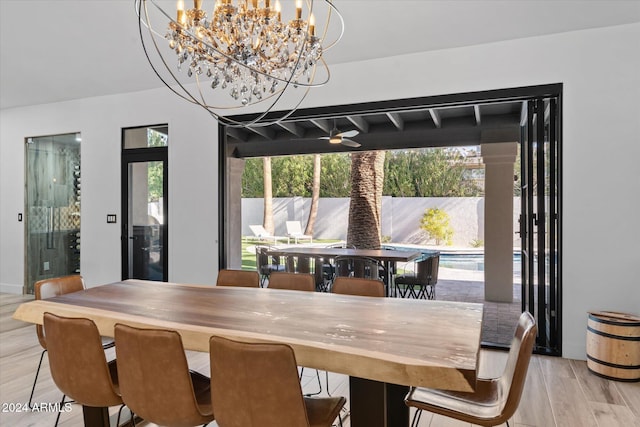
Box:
[410, 408, 422, 427]
[54, 394, 65, 427]
[28, 349, 47, 408]
[300, 367, 323, 396]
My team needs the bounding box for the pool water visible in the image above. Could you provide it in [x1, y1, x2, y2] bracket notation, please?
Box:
[383, 245, 522, 274]
[440, 253, 522, 275]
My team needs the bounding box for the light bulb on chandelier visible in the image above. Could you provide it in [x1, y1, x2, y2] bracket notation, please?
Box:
[136, 0, 344, 127]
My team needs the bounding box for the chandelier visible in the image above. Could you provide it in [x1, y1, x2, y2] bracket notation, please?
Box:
[136, 0, 343, 127]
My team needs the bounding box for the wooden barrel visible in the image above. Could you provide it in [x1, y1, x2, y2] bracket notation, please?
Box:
[587, 311, 640, 382]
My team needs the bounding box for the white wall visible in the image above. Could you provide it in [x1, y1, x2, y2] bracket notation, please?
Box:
[2, 23, 639, 359]
[0, 89, 220, 290]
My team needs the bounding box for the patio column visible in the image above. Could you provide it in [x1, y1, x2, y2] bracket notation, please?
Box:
[481, 142, 517, 302]
[227, 158, 245, 269]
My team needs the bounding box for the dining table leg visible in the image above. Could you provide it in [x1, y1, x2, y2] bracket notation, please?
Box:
[82, 405, 110, 427]
[349, 376, 409, 427]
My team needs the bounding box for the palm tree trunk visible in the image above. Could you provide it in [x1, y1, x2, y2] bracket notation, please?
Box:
[347, 151, 386, 249]
[262, 156, 275, 234]
[305, 154, 321, 236]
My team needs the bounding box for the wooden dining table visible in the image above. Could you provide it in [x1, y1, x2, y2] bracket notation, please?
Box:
[13, 279, 483, 427]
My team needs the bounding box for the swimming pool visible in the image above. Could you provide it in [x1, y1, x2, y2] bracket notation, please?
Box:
[383, 245, 522, 274]
[439, 253, 521, 272]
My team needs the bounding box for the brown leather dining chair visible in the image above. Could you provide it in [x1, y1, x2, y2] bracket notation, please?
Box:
[30, 275, 115, 409]
[216, 269, 260, 287]
[265, 271, 322, 395]
[115, 324, 215, 427]
[331, 276, 385, 298]
[42, 312, 125, 427]
[209, 335, 346, 427]
[405, 311, 537, 427]
[267, 272, 315, 292]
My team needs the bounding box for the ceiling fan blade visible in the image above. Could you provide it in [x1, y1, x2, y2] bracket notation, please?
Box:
[318, 136, 330, 140]
[337, 130, 359, 138]
[341, 138, 361, 148]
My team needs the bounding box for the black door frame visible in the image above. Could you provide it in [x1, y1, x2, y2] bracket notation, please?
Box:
[219, 84, 563, 355]
[121, 146, 169, 281]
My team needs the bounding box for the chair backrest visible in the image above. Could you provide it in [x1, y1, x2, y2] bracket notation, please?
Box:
[210, 335, 310, 427]
[334, 256, 379, 279]
[414, 255, 440, 284]
[35, 275, 85, 349]
[115, 324, 213, 426]
[332, 276, 385, 297]
[217, 269, 260, 287]
[249, 224, 271, 237]
[43, 312, 122, 408]
[255, 245, 281, 272]
[494, 311, 537, 422]
[415, 257, 432, 281]
[430, 255, 440, 284]
[268, 272, 315, 292]
[285, 221, 304, 235]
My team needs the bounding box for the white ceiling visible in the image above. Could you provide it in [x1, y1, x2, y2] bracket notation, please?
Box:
[1, 0, 639, 110]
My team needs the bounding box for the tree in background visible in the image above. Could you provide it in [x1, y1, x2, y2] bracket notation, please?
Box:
[347, 151, 386, 249]
[420, 207, 454, 246]
[384, 148, 482, 197]
[147, 129, 167, 203]
[305, 154, 321, 236]
[262, 157, 275, 234]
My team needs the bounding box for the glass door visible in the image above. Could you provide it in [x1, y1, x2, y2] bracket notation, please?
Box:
[520, 97, 561, 355]
[24, 133, 81, 294]
[121, 126, 168, 281]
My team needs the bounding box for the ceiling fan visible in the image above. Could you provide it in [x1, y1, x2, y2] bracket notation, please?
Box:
[319, 120, 361, 148]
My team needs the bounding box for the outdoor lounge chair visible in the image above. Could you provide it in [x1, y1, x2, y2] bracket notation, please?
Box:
[249, 224, 288, 244]
[286, 221, 313, 244]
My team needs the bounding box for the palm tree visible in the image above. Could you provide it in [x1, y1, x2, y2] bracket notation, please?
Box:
[262, 156, 275, 234]
[304, 154, 321, 236]
[347, 151, 386, 248]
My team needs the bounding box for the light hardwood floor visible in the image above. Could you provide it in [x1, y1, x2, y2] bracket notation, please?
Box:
[1, 293, 637, 427]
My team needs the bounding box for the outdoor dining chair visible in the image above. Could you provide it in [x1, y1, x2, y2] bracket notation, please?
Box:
[394, 254, 440, 299]
[334, 256, 380, 280]
[255, 245, 286, 286]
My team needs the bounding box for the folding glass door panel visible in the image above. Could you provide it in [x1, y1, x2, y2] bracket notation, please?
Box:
[520, 97, 561, 355]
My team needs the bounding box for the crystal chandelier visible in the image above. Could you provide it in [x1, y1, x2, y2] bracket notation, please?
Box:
[136, 0, 343, 127]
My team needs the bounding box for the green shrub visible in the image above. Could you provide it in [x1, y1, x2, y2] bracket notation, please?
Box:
[420, 208, 453, 246]
[470, 239, 484, 248]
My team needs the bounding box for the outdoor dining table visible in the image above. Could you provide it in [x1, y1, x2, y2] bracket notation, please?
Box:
[13, 279, 483, 427]
[266, 246, 423, 293]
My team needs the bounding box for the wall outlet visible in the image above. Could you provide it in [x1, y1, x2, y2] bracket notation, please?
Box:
[43, 261, 50, 271]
